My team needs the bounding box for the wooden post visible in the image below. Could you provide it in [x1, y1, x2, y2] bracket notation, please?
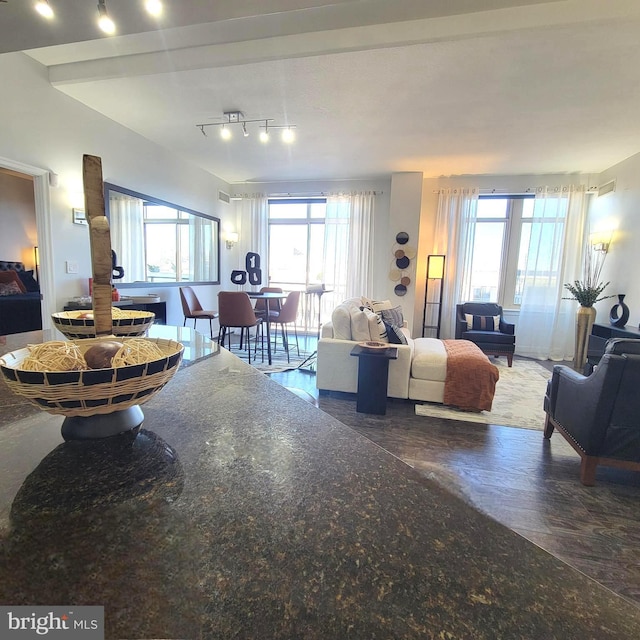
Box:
[82, 154, 113, 337]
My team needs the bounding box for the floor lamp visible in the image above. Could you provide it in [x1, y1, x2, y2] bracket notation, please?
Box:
[421, 254, 445, 338]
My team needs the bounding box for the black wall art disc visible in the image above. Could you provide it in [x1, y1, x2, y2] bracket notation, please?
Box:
[394, 284, 407, 296]
[396, 256, 410, 269]
[396, 232, 409, 245]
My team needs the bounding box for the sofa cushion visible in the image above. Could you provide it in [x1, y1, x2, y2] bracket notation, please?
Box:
[363, 307, 388, 342]
[362, 297, 394, 313]
[350, 306, 372, 341]
[412, 338, 447, 382]
[0, 281, 22, 296]
[381, 305, 404, 327]
[465, 313, 500, 331]
[0, 269, 26, 294]
[384, 321, 407, 344]
[17, 269, 40, 293]
[331, 304, 352, 340]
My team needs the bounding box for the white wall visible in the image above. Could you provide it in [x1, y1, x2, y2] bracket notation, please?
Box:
[0, 52, 234, 327]
[587, 151, 640, 329]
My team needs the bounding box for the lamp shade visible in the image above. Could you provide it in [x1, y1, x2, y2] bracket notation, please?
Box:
[427, 254, 445, 279]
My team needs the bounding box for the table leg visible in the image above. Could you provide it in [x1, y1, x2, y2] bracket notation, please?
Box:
[265, 299, 272, 365]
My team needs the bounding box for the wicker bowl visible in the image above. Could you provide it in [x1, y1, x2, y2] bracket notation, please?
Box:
[0, 336, 183, 418]
[52, 309, 155, 339]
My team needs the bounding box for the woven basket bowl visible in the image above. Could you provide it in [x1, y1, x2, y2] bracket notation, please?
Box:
[52, 310, 155, 339]
[0, 336, 183, 418]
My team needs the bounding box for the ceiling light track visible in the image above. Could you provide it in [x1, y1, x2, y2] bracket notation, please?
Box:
[196, 111, 297, 144]
[33, 1, 163, 35]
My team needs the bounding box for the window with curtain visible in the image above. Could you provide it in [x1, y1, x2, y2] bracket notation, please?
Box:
[464, 195, 535, 308]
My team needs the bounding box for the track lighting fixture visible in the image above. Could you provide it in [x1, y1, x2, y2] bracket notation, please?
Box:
[35, 1, 54, 19]
[33, 1, 163, 34]
[97, 1, 115, 35]
[197, 112, 297, 144]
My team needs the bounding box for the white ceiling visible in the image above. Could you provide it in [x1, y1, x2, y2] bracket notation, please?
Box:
[4, 0, 640, 184]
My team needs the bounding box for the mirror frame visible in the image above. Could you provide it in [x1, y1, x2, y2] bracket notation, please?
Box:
[103, 182, 221, 288]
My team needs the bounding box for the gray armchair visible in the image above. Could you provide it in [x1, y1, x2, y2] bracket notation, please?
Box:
[455, 302, 515, 367]
[543, 338, 640, 485]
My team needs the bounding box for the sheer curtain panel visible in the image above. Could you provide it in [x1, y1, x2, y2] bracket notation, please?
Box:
[110, 192, 145, 282]
[433, 188, 479, 338]
[324, 192, 375, 301]
[517, 185, 586, 360]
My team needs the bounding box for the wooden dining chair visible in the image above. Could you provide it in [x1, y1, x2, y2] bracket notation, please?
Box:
[179, 286, 218, 338]
[217, 291, 263, 364]
[269, 290, 301, 362]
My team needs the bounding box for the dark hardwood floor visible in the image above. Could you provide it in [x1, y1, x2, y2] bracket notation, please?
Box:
[269, 340, 640, 609]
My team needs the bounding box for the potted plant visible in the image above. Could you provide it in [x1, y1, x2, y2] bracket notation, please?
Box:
[564, 242, 614, 371]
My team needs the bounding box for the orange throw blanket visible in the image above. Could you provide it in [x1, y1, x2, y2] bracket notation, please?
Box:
[442, 340, 500, 411]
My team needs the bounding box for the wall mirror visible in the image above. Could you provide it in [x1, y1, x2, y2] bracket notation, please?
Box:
[104, 183, 220, 287]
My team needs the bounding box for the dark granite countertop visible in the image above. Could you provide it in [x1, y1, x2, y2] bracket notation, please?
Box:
[1, 330, 640, 639]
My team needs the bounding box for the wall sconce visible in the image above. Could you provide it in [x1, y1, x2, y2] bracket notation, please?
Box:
[590, 230, 613, 254]
[422, 254, 446, 338]
[225, 231, 239, 250]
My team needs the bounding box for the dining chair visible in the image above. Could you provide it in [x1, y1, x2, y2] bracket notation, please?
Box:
[179, 286, 218, 338]
[269, 290, 301, 362]
[253, 286, 283, 320]
[217, 291, 263, 364]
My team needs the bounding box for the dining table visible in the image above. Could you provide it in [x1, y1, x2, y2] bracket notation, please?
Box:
[246, 291, 287, 365]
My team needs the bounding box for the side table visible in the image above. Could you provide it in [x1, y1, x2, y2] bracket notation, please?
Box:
[350, 344, 399, 415]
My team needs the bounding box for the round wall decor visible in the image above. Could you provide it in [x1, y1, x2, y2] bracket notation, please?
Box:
[396, 231, 409, 245]
[390, 232, 413, 296]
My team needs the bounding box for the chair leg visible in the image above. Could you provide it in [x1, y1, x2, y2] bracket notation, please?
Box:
[580, 456, 598, 486]
[183, 317, 187, 327]
[282, 324, 290, 363]
[209, 318, 213, 339]
[507, 353, 513, 367]
[293, 324, 300, 357]
[543, 414, 555, 439]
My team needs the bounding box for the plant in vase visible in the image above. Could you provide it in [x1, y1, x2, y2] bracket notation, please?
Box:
[563, 240, 614, 371]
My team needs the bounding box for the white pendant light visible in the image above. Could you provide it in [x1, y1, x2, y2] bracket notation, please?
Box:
[282, 127, 295, 144]
[144, 0, 163, 17]
[97, 1, 116, 35]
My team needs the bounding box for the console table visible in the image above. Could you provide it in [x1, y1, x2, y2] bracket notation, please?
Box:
[586, 322, 640, 373]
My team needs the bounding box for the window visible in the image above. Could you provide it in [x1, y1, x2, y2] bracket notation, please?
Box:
[467, 195, 535, 308]
[268, 198, 327, 330]
[268, 199, 326, 288]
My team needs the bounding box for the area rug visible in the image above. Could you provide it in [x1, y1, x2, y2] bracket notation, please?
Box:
[248, 348, 315, 374]
[415, 358, 552, 430]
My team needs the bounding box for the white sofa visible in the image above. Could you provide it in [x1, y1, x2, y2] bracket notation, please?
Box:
[316, 297, 448, 403]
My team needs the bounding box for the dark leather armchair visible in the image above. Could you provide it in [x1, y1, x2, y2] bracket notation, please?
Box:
[455, 302, 515, 367]
[543, 338, 640, 485]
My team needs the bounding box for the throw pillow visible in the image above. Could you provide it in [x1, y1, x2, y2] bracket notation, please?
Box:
[362, 307, 388, 342]
[0, 281, 22, 296]
[17, 269, 40, 293]
[0, 269, 26, 293]
[465, 314, 500, 331]
[362, 297, 394, 313]
[350, 306, 372, 342]
[383, 321, 408, 345]
[380, 305, 404, 327]
[331, 304, 352, 340]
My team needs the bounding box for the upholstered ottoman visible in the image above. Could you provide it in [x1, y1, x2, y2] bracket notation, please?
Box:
[408, 338, 500, 410]
[408, 338, 448, 403]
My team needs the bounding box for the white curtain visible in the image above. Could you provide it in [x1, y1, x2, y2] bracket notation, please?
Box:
[190, 215, 218, 281]
[517, 185, 586, 360]
[237, 194, 268, 289]
[433, 187, 479, 338]
[110, 193, 145, 282]
[323, 192, 375, 301]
